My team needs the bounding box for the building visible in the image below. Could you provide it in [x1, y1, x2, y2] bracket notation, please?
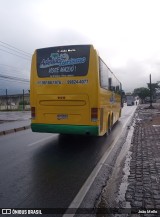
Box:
[0, 93, 30, 110]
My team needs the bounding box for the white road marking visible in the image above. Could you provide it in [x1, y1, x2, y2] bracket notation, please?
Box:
[63, 106, 137, 217]
[28, 135, 54, 147]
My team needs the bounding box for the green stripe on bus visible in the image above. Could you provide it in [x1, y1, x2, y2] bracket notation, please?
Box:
[31, 123, 99, 136]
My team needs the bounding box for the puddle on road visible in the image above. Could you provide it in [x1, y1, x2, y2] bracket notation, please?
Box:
[115, 124, 135, 209]
[116, 150, 132, 208]
[96, 120, 135, 216]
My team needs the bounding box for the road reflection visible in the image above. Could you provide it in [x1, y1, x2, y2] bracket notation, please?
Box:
[30, 134, 110, 209]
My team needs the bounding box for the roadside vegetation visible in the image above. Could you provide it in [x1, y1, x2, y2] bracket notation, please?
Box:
[133, 81, 160, 103]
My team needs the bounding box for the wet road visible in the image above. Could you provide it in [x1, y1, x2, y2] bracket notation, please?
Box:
[0, 105, 136, 214]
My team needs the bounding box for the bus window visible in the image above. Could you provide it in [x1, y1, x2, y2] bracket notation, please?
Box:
[99, 58, 109, 89]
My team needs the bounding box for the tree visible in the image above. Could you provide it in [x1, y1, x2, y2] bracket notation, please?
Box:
[133, 87, 150, 103]
[147, 82, 159, 98]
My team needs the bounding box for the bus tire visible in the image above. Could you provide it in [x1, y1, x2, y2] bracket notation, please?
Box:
[108, 116, 111, 134]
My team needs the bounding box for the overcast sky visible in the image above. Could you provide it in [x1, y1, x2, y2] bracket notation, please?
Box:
[0, 0, 160, 94]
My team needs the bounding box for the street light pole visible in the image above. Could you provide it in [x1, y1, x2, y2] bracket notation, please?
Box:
[148, 74, 154, 109]
[23, 89, 25, 111]
[150, 74, 152, 107]
[6, 89, 8, 111]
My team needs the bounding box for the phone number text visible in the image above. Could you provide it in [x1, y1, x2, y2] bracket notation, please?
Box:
[37, 79, 88, 85]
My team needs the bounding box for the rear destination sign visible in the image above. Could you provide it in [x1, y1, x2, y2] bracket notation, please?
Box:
[37, 45, 90, 77]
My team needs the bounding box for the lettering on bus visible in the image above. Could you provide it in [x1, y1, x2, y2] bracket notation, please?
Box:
[48, 65, 76, 75]
[39, 53, 85, 77]
[37, 80, 62, 85]
[37, 79, 88, 85]
[40, 53, 86, 69]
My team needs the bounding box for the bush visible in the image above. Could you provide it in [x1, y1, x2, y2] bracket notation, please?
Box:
[19, 100, 28, 105]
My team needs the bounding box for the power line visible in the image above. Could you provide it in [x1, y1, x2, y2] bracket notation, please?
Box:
[0, 74, 29, 83]
[0, 68, 29, 77]
[0, 40, 32, 56]
[0, 78, 29, 84]
[1, 72, 28, 80]
[0, 40, 32, 61]
[0, 44, 31, 58]
[0, 63, 23, 70]
[0, 49, 31, 61]
[0, 41, 31, 82]
[0, 63, 30, 77]
[0, 41, 32, 83]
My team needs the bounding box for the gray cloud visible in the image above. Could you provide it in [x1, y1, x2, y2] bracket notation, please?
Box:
[0, 0, 160, 94]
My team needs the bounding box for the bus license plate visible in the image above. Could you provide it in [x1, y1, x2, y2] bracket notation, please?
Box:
[57, 114, 68, 120]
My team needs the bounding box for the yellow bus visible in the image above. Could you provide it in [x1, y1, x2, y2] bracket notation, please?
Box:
[30, 44, 122, 136]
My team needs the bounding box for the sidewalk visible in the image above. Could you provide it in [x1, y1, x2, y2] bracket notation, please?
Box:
[0, 111, 31, 136]
[97, 103, 160, 216]
[125, 104, 160, 214]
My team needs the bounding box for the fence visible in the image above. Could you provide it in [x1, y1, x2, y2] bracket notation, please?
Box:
[0, 90, 30, 111]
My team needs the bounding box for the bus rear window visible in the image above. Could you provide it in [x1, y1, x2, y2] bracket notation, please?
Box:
[36, 45, 90, 78]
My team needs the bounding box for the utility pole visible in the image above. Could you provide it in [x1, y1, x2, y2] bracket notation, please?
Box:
[23, 89, 25, 111]
[150, 74, 152, 107]
[6, 89, 8, 111]
[148, 74, 154, 109]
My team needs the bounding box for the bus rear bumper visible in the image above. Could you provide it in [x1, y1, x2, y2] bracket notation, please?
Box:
[31, 123, 99, 136]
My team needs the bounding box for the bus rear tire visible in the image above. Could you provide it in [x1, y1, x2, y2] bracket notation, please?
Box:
[106, 117, 111, 136]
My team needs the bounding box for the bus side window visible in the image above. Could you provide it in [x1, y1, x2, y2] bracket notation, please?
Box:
[109, 77, 112, 91]
[112, 86, 115, 92]
[116, 85, 119, 92]
[99, 58, 109, 90]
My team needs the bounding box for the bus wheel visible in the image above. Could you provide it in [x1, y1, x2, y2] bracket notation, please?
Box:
[119, 109, 122, 118]
[105, 117, 111, 136]
[104, 115, 111, 136]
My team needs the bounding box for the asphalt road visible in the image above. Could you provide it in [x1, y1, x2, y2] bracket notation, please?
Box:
[0, 105, 136, 216]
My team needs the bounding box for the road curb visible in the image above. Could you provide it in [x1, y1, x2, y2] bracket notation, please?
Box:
[0, 125, 31, 136]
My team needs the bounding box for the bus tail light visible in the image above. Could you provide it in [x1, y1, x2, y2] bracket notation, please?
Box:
[91, 108, 98, 122]
[31, 107, 36, 119]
